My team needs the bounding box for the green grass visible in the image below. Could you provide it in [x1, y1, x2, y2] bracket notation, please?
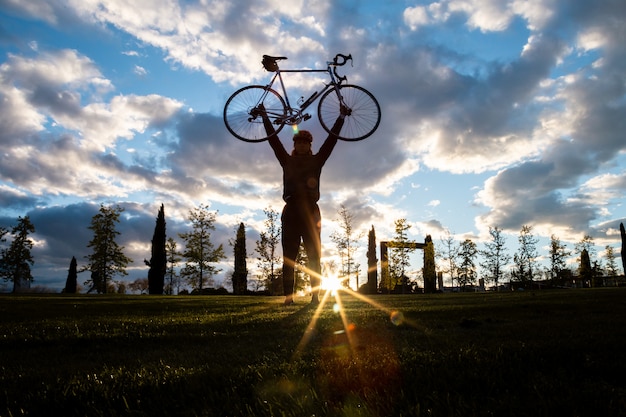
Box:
[1, 289, 625, 416]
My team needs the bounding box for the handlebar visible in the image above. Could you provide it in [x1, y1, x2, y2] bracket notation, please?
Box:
[331, 53, 353, 83]
[333, 53, 353, 66]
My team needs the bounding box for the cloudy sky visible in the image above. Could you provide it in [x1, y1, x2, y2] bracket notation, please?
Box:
[0, 0, 624, 292]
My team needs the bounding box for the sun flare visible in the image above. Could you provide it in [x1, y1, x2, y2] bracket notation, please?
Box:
[321, 273, 342, 293]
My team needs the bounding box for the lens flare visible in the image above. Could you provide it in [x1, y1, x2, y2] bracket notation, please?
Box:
[292, 124, 299, 134]
[321, 272, 342, 292]
[291, 261, 420, 363]
[390, 310, 404, 326]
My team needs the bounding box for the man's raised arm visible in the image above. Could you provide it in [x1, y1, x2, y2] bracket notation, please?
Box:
[317, 115, 345, 162]
[259, 104, 288, 164]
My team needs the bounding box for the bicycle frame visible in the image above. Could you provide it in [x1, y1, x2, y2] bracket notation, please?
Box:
[225, 52, 380, 142]
[261, 63, 346, 126]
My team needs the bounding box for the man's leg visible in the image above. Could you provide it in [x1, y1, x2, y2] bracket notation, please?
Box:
[302, 205, 322, 303]
[281, 206, 300, 304]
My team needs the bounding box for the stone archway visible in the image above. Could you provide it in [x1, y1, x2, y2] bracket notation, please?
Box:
[379, 236, 436, 293]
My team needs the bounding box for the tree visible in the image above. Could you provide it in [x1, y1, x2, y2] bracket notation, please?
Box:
[0, 216, 36, 292]
[294, 242, 309, 293]
[388, 219, 415, 293]
[480, 226, 511, 290]
[423, 235, 436, 293]
[575, 235, 601, 286]
[457, 239, 477, 289]
[255, 208, 281, 294]
[179, 204, 225, 292]
[619, 223, 626, 275]
[547, 235, 571, 285]
[129, 278, 149, 294]
[575, 234, 596, 261]
[330, 204, 360, 289]
[63, 256, 78, 294]
[604, 245, 618, 277]
[0, 227, 6, 251]
[513, 225, 539, 288]
[231, 222, 248, 294]
[145, 204, 166, 295]
[365, 226, 378, 294]
[438, 230, 459, 289]
[165, 237, 181, 295]
[580, 249, 592, 286]
[83, 205, 132, 294]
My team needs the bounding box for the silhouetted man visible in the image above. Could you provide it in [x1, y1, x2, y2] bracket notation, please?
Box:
[260, 105, 344, 305]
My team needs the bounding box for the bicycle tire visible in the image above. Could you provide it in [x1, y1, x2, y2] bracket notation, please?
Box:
[224, 85, 286, 142]
[318, 84, 381, 141]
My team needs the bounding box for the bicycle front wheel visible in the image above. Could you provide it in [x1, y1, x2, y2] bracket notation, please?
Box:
[224, 85, 286, 142]
[318, 84, 381, 141]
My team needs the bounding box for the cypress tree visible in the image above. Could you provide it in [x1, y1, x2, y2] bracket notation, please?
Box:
[147, 204, 167, 295]
[619, 223, 626, 275]
[580, 248, 592, 286]
[232, 222, 248, 294]
[64, 256, 78, 294]
[366, 226, 378, 294]
[423, 235, 437, 293]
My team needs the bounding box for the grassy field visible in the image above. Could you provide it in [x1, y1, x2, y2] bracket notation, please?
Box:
[1, 288, 625, 416]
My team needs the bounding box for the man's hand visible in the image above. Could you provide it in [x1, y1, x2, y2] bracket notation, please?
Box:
[258, 103, 275, 135]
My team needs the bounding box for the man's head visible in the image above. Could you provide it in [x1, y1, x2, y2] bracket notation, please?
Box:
[292, 130, 313, 155]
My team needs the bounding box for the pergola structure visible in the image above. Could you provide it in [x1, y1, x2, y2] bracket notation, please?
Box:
[379, 240, 434, 293]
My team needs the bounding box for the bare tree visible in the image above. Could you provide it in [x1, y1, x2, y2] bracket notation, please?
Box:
[438, 230, 458, 289]
[255, 208, 281, 294]
[330, 204, 361, 289]
[480, 226, 511, 290]
[129, 278, 149, 294]
[165, 237, 181, 295]
[513, 225, 539, 288]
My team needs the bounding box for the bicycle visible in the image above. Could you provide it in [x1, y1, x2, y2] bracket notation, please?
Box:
[223, 53, 381, 142]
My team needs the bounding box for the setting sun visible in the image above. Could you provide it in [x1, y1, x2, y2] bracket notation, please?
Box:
[321, 273, 343, 293]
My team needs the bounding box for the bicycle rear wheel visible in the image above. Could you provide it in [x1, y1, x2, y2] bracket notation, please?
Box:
[224, 85, 286, 142]
[318, 84, 381, 141]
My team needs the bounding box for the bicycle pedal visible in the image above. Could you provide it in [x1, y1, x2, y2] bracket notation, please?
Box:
[303, 114, 311, 121]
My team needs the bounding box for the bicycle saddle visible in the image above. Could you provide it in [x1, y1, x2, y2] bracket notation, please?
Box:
[262, 55, 288, 61]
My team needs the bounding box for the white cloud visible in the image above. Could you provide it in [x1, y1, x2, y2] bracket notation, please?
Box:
[133, 65, 147, 76]
[403, 6, 430, 30]
[576, 29, 607, 52]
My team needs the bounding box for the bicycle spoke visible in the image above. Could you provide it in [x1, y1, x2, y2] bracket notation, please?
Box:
[224, 86, 286, 142]
[318, 85, 381, 141]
